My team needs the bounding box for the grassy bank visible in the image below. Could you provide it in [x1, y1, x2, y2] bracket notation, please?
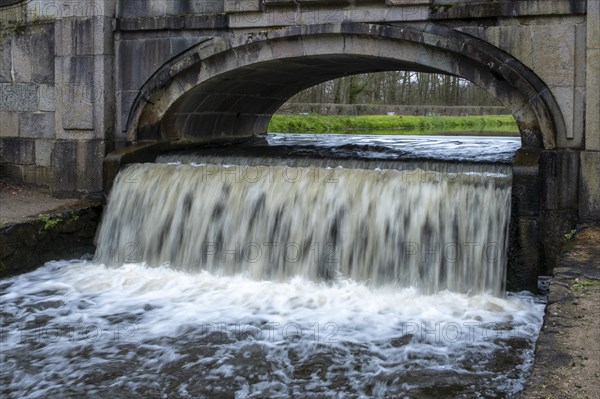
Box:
[268, 114, 519, 135]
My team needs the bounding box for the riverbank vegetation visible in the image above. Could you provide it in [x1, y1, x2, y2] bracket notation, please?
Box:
[268, 114, 519, 135]
[288, 71, 501, 106]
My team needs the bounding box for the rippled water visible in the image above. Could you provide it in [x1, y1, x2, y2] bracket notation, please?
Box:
[162, 134, 522, 165]
[1, 261, 544, 398]
[266, 134, 522, 164]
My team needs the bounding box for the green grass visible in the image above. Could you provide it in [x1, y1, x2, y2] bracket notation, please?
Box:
[572, 278, 600, 292]
[268, 114, 519, 135]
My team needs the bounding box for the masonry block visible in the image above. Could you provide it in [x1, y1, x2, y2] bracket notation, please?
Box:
[50, 139, 77, 194]
[56, 17, 112, 57]
[118, 0, 165, 18]
[539, 150, 580, 211]
[50, 139, 105, 195]
[34, 139, 54, 167]
[0, 83, 38, 111]
[0, 35, 11, 83]
[0, 137, 34, 164]
[532, 24, 576, 87]
[580, 151, 600, 220]
[512, 149, 540, 217]
[11, 32, 32, 83]
[30, 23, 55, 84]
[225, 0, 261, 13]
[76, 139, 105, 192]
[540, 209, 578, 275]
[0, 111, 19, 137]
[507, 217, 540, 292]
[166, 0, 224, 14]
[59, 56, 94, 130]
[0, 163, 23, 181]
[22, 164, 51, 186]
[19, 112, 55, 138]
[38, 84, 55, 111]
[586, 49, 600, 151]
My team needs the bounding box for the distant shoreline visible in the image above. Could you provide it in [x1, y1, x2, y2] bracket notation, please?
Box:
[268, 114, 520, 136]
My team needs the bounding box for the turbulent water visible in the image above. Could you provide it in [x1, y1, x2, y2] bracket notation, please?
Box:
[1, 261, 544, 398]
[1, 135, 544, 398]
[97, 162, 512, 294]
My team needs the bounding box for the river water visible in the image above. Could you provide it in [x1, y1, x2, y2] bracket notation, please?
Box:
[1, 134, 544, 398]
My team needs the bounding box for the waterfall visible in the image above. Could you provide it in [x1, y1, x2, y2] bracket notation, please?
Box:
[95, 160, 511, 295]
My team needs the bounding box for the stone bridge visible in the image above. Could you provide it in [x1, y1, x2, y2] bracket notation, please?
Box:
[0, 0, 599, 289]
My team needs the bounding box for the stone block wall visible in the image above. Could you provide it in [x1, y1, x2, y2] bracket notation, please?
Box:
[0, 0, 598, 225]
[0, 21, 55, 187]
[0, 0, 115, 197]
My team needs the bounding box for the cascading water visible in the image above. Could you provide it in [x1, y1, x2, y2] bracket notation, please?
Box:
[96, 161, 512, 295]
[1, 135, 544, 398]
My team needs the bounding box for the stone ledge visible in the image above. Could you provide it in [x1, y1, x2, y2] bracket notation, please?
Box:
[0, 200, 102, 277]
[117, 14, 229, 31]
[522, 223, 600, 399]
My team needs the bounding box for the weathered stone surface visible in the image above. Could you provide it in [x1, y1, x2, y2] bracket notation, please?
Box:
[512, 149, 541, 217]
[0, 201, 102, 277]
[225, 0, 260, 13]
[50, 139, 105, 195]
[116, 89, 139, 137]
[0, 24, 54, 84]
[429, 0, 585, 19]
[170, 37, 203, 58]
[59, 56, 94, 130]
[27, 0, 114, 19]
[118, 0, 167, 18]
[0, 137, 34, 164]
[118, 0, 224, 18]
[166, 0, 224, 15]
[0, 111, 18, 137]
[0, 35, 12, 83]
[549, 86, 576, 145]
[0, 83, 38, 111]
[539, 150, 580, 211]
[11, 33, 32, 82]
[532, 25, 576, 87]
[30, 23, 54, 84]
[174, 14, 228, 29]
[580, 151, 600, 220]
[38, 84, 55, 111]
[0, 163, 22, 181]
[118, 38, 172, 91]
[21, 164, 51, 186]
[507, 217, 540, 292]
[540, 209, 578, 274]
[76, 139, 105, 192]
[56, 17, 113, 56]
[34, 138, 53, 167]
[588, 0, 600, 46]
[586, 48, 600, 151]
[18, 112, 55, 138]
[50, 139, 77, 193]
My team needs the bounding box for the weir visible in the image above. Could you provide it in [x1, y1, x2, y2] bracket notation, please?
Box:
[1, 136, 547, 397]
[97, 154, 512, 295]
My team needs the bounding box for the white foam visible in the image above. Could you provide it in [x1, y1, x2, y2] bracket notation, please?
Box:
[1, 261, 544, 397]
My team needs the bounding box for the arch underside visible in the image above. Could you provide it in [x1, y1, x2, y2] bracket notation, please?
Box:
[130, 23, 565, 149]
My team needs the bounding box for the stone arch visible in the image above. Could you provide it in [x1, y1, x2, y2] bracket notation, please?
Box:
[127, 22, 566, 149]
